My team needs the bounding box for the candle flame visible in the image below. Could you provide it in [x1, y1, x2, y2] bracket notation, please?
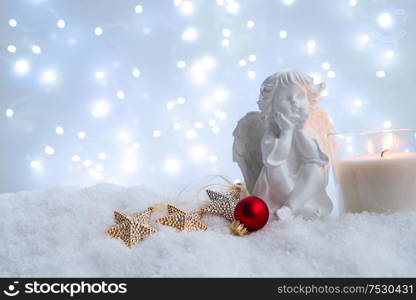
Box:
[383, 134, 394, 151]
[366, 141, 374, 154]
[380, 134, 394, 158]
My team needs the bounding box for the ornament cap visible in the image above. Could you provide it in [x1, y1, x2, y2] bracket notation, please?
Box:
[230, 220, 248, 236]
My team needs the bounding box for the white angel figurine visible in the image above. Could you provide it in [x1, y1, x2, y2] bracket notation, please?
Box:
[233, 69, 333, 221]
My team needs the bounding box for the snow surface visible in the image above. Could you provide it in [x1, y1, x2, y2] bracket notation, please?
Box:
[1, 183, 415, 277]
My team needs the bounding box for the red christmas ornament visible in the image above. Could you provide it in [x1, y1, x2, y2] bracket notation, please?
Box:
[234, 196, 269, 232]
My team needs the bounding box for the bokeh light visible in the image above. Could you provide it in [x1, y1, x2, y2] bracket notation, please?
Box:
[0, 1, 414, 193]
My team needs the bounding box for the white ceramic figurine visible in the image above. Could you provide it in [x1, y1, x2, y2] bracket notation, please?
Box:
[233, 69, 333, 221]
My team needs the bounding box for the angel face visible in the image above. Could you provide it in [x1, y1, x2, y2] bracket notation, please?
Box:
[272, 84, 309, 123]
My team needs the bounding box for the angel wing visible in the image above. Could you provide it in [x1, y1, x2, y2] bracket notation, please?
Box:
[232, 111, 265, 194]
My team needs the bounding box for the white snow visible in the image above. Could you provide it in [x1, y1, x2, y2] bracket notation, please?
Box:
[1, 184, 415, 277]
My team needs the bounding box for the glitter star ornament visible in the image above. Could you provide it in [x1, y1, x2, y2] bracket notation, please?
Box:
[156, 205, 207, 232]
[202, 189, 240, 222]
[106, 207, 157, 248]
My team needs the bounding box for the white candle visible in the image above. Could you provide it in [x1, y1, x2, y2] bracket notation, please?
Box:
[336, 152, 416, 213]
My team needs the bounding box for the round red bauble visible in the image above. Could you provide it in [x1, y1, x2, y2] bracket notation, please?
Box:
[234, 196, 269, 231]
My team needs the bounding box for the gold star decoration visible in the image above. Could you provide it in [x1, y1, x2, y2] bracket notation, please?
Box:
[106, 207, 157, 248]
[156, 205, 207, 232]
[202, 189, 240, 222]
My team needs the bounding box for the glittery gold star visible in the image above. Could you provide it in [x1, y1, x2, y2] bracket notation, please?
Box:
[156, 205, 207, 232]
[202, 189, 240, 222]
[106, 207, 157, 248]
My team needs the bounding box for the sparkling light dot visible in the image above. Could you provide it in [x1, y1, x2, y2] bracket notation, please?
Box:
[180, 1, 194, 15]
[349, 0, 357, 7]
[247, 20, 255, 28]
[321, 62, 330, 70]
[222, 28, 231, 37]
[57, 19, 65, 29]
[189, 145, 206, 161]
[248, 70, 256, 79]
[55, 126, 64, 135]
[118, 131, 131, 142]
[239, 59, 247, 67]
[44, 146, 55, 155]
[225, 2, 239, 14]
[384, 120, 392, 129]
[208, 119, 216, 126]
[94, 27, 103, 36]
[327, 70, 336, 78]
[203, 99, 213, 110]
[31, 45, 41, 54]
[132, 142, 140, 149]
[98, 152, 107, 160]
[209, 155, 218, 163]
[95, 163, 104, 171]
[173, 0, 183, 6]
[132, 68, 140, 77]
[186, 130, 197, 140]
[14, 60, 30, 75]
[41, 70, 57, 84]
[173, 123, 181, 130]
[216, 0, 225, 5]
[153, 130, 161, 138]
[385, 50, 395, 59]
[72, 155, 80, 163]
[177, 97, 186, 104]
[9, 19, 17, 27]
[354, 99, 363, 107]
[164, 158, 180, 173]
[182, 27, 198, 41]
[307, 40, 317, 50]
[376, 70, 386, 78]
[248, 54, 256, 62]
[279, 30, 287, 39]
[282, 0, 295, 5]
[83, 160, 93, 167]
[31, 160, 41, 169]
[116, 91, 125, 100]
[6, 109, 14, 118]
[202, 57, 215, 70]
[78, 131, 86, 139]
[194, 121, 204, 129]
[94, 71, 105, 79]
[221, 39, 230, 47]
[7, 45, 16, 53]
[166, 101, 175, 110]
[123, 158, 138, 173]
[177, 60, 186, 68]
[92, 101, 110, 117]
[213, 88, 227, 101]
[378, 12, 393, 28]
[135, 5, 143, 14]
[212, 126, 220, 134]
[361, 34, 370, 43]
[321, 89, 329, 97]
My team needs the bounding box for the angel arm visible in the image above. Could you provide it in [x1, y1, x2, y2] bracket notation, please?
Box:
[264, 112, 295, 167]
[263, 130, 294, 167]
[293, 129, 320, 160]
